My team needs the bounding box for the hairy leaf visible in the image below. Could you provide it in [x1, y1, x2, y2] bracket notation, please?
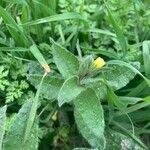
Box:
[108, 60, 150, 87]
[105, 130, 144, 150]
[51, 39, 79, 79]
[28, 75, 64, 100]
[74, 88, 105, 149]
[103, 65, 136, 90]
[58, 76, 85, 106]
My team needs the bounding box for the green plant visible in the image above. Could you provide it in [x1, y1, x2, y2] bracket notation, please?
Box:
[0, 0, 150, 149]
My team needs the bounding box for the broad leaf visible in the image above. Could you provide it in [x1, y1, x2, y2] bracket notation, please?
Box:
[82, 65, 137, 100]
[0, 106, 7, 149]
[107, 60, 150, 87]
[51, 39, 79, 79]
[74, 88, 105, 149]
[105, 130, 144, 150]
[102, 65, 137, 90]
[28, 75, 64, 100]
[58, 76, 85, 106]
[3, 101, 38, 150]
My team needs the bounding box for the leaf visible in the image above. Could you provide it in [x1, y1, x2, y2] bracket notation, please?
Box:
[107, 60, 150, 87]
[22, 12, 84, 26]
[0, 106, 7, 150]
[88, 28, 116, 37]
[28, 75, 64, 100]
[104, 2, 127, 56]
[142, 41, 150, 76]
[51, 39, 80, 79]
[24, 73, 46, 142]
[3, 101, 38, 150]
[0, 6, 29, 46]
[74, 88, 105, 149]
[105, 130, 145, 150]
[116, 96, 150, 116]
[81, 47, 119, 59]
[103, 65, 136, 90]
[58, 76, 85, 106]
[29, 44, 50, 73]
[2, 0, 27, 5]
[112, 121, 148, 149]
[119, 96, 142, 107]
[84, 79, 107, 100]
[107, 86, 124, 108]
[84, 64, 137, 100]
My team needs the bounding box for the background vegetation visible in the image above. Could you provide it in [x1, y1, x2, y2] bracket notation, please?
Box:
[0, 0, 150, 150]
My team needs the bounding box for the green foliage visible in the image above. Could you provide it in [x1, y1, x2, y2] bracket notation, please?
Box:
[3, 101, 39, 150]
[0, 66, 9, 91]
[6, 80, 29, 103]
[58, 76, 85, 106]
[0, 106, 7, 150]
[0, 0, 150, 149]
[142, 41, 150, 76]
[74, 88, 105, 149]
[51, 39, 80, 79]
[105, 130, 144, 150]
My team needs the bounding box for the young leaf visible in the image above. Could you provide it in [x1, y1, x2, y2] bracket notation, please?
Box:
[74, 88, 105, 149]
[3, 101, 38, 150]
[0, 106, 7, 150]
[58, 76, 85, 106]
[51, 39, 79, 79]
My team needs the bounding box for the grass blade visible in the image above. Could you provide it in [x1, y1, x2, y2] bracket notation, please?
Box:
[22, 12, 85, 26]
[23, 73, 46, 143]
[142, 41, 150, 76]
[104, 1, 127, 56]
[0, 6, 29, 46]
[29, 44, 50, 73]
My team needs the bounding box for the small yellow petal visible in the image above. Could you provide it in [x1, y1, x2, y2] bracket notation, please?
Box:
[51, 111, 58, 121]
[93, 57, 106, 69]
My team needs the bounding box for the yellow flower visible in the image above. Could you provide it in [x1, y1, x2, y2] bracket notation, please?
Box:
[93, 57, 106, 69]
[51, 111, 58, 121]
